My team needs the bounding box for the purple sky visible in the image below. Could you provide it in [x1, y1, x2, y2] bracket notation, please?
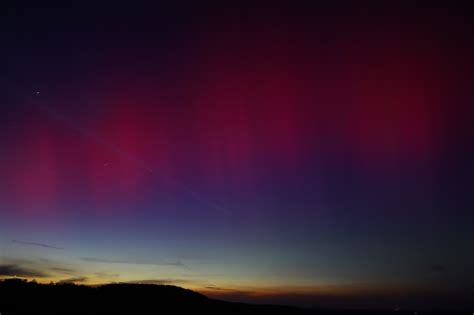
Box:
[0, 3, 473, 309]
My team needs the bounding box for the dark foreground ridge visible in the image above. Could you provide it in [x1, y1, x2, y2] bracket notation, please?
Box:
[0, 279, 470, 315]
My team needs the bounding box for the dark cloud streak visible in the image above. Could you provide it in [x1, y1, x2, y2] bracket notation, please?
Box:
[81, 257, 186, 267]
[0, 264, 47, 278]
[123, 279, 192, 285]
[11, 240, 63, 250]
[50, 267, 76, 274]
[58, 277, 87, 284]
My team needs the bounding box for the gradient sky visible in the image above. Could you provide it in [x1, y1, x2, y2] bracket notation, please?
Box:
[0, 2, 473, 310]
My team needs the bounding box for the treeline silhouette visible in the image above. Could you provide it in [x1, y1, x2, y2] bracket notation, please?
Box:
[0, 278, 308, 314]
[0, 278, 470, 315]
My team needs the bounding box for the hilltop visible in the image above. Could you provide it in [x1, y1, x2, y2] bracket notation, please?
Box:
[0, 279, 469, 315]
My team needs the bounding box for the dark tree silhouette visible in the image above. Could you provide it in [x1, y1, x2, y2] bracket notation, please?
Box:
[0, 279, 469, 315]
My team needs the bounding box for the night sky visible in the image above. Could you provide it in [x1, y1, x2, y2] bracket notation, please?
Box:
[0, 3, 473, 310]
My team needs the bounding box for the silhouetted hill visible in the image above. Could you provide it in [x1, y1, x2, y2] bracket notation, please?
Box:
[0, 279, 470, 315]
[0, 278, 306, 314]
